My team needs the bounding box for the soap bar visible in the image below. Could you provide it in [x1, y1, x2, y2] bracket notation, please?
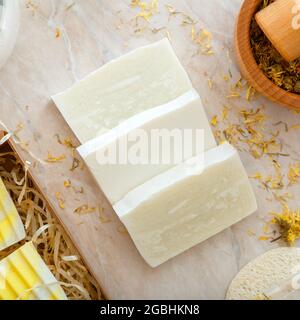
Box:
[0, 242, 67, 300]
[77, 89, 216, 204]
[52, 38, 193, 143]
[0, 177, 25, 251]
[114, 143, 257, 267]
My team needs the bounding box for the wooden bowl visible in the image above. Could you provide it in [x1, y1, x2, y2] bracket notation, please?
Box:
[235, 0, 300, 109]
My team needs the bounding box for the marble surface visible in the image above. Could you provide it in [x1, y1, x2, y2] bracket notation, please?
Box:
[1, 0, 300, 299]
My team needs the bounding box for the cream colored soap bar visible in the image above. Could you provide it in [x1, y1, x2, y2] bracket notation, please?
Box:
[0, 242, 67, 300]
[114, 143, 257, 268]
[52, 38, 193, 143]
[77, 89, 216, 204]
[0, 177, 25, 251]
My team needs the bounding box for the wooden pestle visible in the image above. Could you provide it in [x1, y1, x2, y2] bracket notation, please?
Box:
[255, 0, 300, 62]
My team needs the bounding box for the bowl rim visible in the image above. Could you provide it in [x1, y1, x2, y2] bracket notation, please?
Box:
[235, 0, 300, 109]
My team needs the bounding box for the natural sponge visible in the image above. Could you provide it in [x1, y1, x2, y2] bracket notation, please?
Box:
[226, 247, 300, 300]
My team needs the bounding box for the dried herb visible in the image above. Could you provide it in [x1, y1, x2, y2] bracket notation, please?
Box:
[250, 0, 300, 94]
[271, 206, 300, 245]
[131, 0, 159, 22]
[45, 152, 66, 163]
[74, 205, 96, 215]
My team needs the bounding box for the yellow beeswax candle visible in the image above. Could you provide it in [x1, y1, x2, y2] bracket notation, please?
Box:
[0, 242, 67, 300]
[0, 177, 25, 250]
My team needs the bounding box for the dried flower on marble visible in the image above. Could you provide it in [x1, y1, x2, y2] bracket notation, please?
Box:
[55, 27, 61, 38]
[210, 115, 218, 127]
[46, 152, 66, 163]
[55, 191, 65, 209]
[271, 206, 300, 245]
[131, 0, 159, 22]
[74, 205, 96, 215]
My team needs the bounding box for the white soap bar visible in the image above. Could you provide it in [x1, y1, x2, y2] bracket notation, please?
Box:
[114, 143, 257, 267]
[77, 89, 216, 204]
[52, 38, 193, 143]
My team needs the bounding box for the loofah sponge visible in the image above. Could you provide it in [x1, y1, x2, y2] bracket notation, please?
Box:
[226, 247, 300, 300]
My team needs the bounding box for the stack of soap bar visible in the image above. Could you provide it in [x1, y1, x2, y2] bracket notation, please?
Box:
[53, 38, 257, 268]
[0, 242, 67, 300]
[53, 38, 193, 143]
[77, 89, 216, 204]
[0, 177, 25, 251]
[114, 142, 257, 267]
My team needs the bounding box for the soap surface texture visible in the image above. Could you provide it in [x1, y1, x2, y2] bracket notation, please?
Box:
[53, 38, 192, 143]
[114, 143, 257, 267]
[78, 89, 216, 204]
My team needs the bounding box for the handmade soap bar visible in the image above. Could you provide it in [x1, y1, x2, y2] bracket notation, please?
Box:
[0, 177, 25, 251]
[0, 242, 67, 300]
[114, 143, 257, 267]
[52, 38, 193, 143]
[77, 89, 216, 204]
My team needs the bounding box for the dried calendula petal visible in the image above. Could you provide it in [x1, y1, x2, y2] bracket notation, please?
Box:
[55, 134, 78, 149]
[74, 205, 96, 215]
[131, 0, 140, 7]
[272, 192, 293, 206]
[271, 206, 300, 245]
[210, 115, 218, 127]
[64, 179, 71, 188]
[246, 85, 256, 101]
[226, 91, 240, 99]
[46, 152, 66, 163]
[222, 106, 230, 121]
[26, 0, 39, 13]
[249, 172, 262, 180]
[55, 27, 61, 38]
[222, 74, 230, 82]
[207, 78, 214, 89]
[131, 0, 159, 22]
[193, 28, 214, 55]
[290, 124, 300, 130]
[55, 192, 65, 209]
[240, 108, 265, 125]
[288, 163, 300, 185]
[258, 236, 269, 241]
[262, 224, 270, 234]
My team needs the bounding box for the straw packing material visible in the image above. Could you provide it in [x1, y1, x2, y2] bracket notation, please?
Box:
[0, 146, 102, 300]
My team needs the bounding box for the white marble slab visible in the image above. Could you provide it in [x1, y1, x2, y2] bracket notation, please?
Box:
[0, 0, 299, 299]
